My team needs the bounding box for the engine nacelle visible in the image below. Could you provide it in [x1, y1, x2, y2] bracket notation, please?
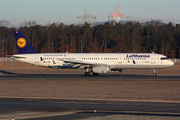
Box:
[93, 66, 110, 73]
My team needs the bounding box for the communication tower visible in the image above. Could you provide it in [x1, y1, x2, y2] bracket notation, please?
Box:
[108, 4, 128, 24]
[77, 8, 96, 26]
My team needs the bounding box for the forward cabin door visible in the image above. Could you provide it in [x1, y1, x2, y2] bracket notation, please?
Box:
[151, 55, 156, 64]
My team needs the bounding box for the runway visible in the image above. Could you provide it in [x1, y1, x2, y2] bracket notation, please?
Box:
[0, 72, 180, 81]
[1, 98, 180, 120]
[0, 64, 180, 119]
[0, 75, 180, 119]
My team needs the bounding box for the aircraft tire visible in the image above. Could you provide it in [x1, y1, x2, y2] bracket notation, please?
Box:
[84, 72, 90, 77]
[93, 73, 99, 76]
[153, 73, 157, 77]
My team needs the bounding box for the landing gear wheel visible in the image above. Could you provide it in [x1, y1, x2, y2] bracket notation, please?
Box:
[152, 69, 157, 77]
[93, 73, 99, 76]
[153, 73, 157, 77]
[84, 72, 90, 77]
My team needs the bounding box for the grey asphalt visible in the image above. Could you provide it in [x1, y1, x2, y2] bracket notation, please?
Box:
[1, 98, 180, 120]
[0, 73, 180, 81]
[1, 74, 180, 119]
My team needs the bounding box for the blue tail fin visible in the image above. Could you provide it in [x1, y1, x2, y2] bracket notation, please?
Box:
[14, 31, 38, 54]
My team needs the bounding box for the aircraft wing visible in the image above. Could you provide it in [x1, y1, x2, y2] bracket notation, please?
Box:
[62, 59, 95, 65]
[59, 59, 106, 68]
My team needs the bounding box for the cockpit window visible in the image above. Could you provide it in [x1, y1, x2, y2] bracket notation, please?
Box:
[161, 57, 169, 60]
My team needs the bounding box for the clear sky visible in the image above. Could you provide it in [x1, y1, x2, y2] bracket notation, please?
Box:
[0, 0, 180, 26]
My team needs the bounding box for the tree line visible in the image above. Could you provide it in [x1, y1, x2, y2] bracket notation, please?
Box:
[0, 20, 180, 58]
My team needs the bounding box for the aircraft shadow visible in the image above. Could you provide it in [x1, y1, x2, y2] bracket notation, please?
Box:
[0, 70, 179, 78]
[0, 70, 16, 74]
[78, 111, 180, 117]
[24, 111, 180, 120]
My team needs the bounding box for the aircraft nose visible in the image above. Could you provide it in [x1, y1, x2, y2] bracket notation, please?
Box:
[170, 60, 175, 66]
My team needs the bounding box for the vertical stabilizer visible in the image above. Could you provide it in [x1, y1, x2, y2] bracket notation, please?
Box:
[14, 31, 38, 54]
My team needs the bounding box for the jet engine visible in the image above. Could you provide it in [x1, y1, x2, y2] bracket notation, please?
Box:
[92, 66, 110, 73]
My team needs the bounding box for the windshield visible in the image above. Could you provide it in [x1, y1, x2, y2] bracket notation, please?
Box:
[161, 57, 169, 60]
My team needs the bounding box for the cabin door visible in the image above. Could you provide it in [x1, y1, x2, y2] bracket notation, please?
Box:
[77, 56, 81, 60]
[151, 55, 156, 64]
[35, 55, 39, 63]
[118, 56, 122, 63]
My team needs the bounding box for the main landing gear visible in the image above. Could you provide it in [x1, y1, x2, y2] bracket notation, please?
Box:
[84, 68, 99, 76]
[84, 72, 90, 76]
[84, 72, 99, 76]
[93, 73, 99, 76]
[153, 69, 157, 77]
[84, 68, 90, 77]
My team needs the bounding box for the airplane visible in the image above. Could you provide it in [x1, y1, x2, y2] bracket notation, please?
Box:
[11, 31, 174, 77]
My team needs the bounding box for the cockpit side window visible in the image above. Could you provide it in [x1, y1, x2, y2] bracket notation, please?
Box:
[161, 57, 169, 60]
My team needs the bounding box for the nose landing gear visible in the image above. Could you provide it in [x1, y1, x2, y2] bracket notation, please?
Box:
[153, 69, 157, 77]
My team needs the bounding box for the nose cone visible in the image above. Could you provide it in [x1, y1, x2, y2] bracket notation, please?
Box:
[169, 60, 175, 67]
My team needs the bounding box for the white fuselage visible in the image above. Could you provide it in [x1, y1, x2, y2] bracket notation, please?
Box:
[12, 53, 174, 69]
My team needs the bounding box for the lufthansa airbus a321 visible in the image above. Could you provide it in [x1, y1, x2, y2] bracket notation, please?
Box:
[11, 31, 174, 76]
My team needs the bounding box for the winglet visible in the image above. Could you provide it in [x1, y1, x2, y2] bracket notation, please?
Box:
[14, 31, 38, 54]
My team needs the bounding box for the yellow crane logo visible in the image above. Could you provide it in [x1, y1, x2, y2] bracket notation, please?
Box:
[17, 38, 26, 48]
